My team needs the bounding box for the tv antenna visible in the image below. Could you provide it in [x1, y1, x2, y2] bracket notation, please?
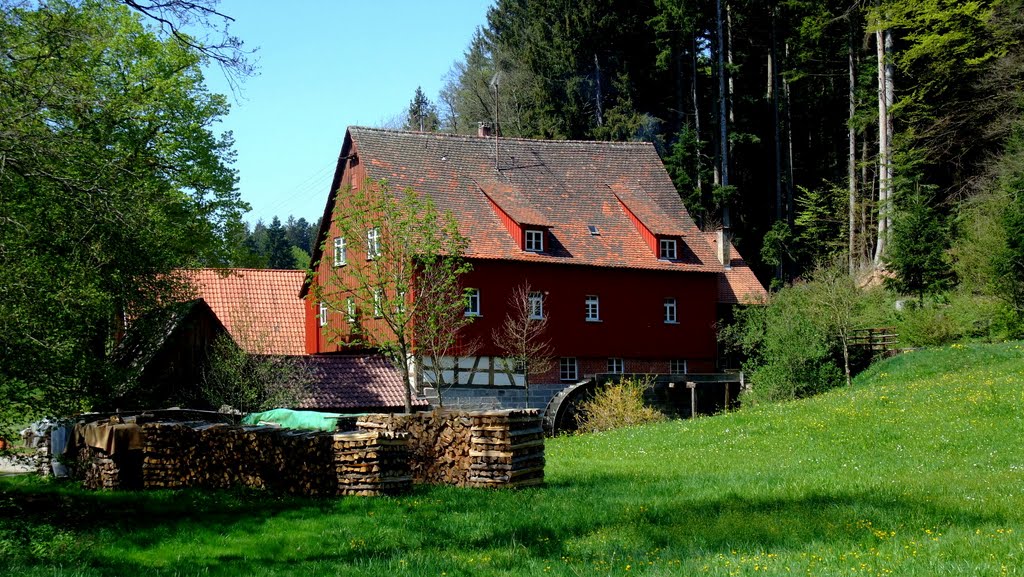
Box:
[490, 71, 502, 171]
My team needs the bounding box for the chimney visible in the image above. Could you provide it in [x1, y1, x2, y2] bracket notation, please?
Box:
[478, 122, 492, 137]
[717, 228, 732, 268]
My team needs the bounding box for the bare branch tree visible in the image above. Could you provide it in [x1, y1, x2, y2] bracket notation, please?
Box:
[120, 0, 256, 91]
[313, 179, 472, 413]
[492, 282, 554, 408]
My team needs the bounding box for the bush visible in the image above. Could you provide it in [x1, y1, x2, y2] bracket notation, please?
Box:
[575, 377, 666, 433]
[896, 302, 961, 347]
[724, 281, 846, 404]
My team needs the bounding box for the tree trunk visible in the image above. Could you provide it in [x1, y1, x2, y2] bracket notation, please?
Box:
[874, 27, 894, 266]
[784, 42, 795, 230]
[841, 335, 852, 387]
[692, 35, 704, 196]
[594, 53, 603, 127]
[716, 0, 730, 229]
[770, 0, 784, 282]
[848, 33, 858, 276]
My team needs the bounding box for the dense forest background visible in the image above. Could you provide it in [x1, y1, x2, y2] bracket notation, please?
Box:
[400, 0, 1024, 301]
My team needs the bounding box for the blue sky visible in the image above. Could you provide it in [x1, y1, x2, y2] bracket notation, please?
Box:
[201, 1, 493, 226]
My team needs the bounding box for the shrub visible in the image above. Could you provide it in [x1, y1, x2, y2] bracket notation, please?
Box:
[575, 377, 666, 433]
[724, 281, 845, 405]
[896, 302, 961, 347]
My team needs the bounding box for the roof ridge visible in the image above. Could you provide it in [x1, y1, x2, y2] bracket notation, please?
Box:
[189, 268, 305, 274]
[348, 126, 654, 148]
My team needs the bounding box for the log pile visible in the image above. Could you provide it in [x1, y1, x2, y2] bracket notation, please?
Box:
[333, 431, 412, 496]
[467, 411, 545, 488]
[357, 409, 544, 488]
[357, 412, 474, 484]
[136, 421, 412, 496]
[73, 444, 143, 490]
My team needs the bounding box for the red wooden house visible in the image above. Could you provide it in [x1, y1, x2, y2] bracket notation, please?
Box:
[302, 127, 766, 409]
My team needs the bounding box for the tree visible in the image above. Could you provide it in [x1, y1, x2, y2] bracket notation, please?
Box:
[0, 0, 248, 436]
[806, 261, 863, 387]
[406, 86, 440, 132]
[266, 217, 297, 269]
[313, 179, 472, 413]
[492, 282, 554, 408]
[201, 334, 311, 413]
[885, 187, 951, 303]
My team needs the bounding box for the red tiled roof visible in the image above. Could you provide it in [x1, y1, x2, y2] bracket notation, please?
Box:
[478, 180, 552, 227]
[296, 354, 428, 411]
[702, 233, 769, 305]
[186, 269, 306, 356]
[609, 182, 690, 237]
[307, 128, 724, 293]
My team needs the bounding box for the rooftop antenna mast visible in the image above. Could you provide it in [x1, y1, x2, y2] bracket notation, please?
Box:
[490, 71, 501, 171]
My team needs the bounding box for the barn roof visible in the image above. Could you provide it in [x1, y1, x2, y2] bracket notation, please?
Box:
[187, 268, 306, 356]
[305, 127, 724, 295]
[295, 354, 427, 411]
[703, 233, 769, 305]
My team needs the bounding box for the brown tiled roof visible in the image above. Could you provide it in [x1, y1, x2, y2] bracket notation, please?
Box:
[296, 354, 427, 411]
[478, 180, 551, 227]
[702, 233, 769, 305]
[307, 128, 723, 291]
[186, 269, 306, 356]
[609, 182, 690, 237]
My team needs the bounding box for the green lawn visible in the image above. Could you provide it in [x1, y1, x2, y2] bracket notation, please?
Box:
[2, 342, 1023, 576]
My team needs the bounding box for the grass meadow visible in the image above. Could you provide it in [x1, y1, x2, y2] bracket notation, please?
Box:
[1, 341, 1022, 576]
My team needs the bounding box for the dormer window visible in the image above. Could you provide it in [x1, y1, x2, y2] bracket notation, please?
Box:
[659, 238, 678, 260]
[525, 229, 544, 252]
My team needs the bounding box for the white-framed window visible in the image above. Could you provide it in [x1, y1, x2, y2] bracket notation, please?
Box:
[660, 238, 678, 260]
[396, 290, 406, 315]
[585, 295, 600, 322]
[528, 291, 544, 320]
[345, 297, 356, 323]
[366, 227, 381, 260]
[559, 357, 578, 381]
[465, 288, 481, 317]
[525, 229, 544, 252]
[318, 301, 328, 327]
[607, 358, 624, 374]
[670, 359, 688, 374]
[333, 237, 347, 266]
[373, 288, 383, 318]
[664, 297, 678, 323]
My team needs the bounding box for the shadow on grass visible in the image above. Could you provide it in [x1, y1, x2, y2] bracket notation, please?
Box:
[1, 470, 1015, 575]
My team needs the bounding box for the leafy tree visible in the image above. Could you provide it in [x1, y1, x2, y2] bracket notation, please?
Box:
[723, 282, 843, 404]
[0, 0, 247, 436]
[201, 334, 311, 413]
[805, 261, 863, 386]
[313, 179, 472, 413]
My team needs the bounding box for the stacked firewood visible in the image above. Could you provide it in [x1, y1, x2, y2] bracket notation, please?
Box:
[333, 431, 412, 496]
[357, 412, 475, 485]
[467, 411, 545, 488]
[137, 421, 412, 497]
[73, 444, 143, 490]
[357, 409, 544, 488]
[140, 421, 206, 489]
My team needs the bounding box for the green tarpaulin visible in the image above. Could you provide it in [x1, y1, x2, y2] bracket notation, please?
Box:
[241, 408, 343, 432]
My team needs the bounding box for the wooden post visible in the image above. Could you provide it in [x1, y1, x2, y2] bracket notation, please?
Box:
[686, 382, 697, 418]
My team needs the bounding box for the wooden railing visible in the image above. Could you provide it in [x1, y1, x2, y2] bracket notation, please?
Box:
[849, 327, 899, 353]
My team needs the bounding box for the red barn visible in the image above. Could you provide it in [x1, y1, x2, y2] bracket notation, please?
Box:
[302, 127, 765, 409]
